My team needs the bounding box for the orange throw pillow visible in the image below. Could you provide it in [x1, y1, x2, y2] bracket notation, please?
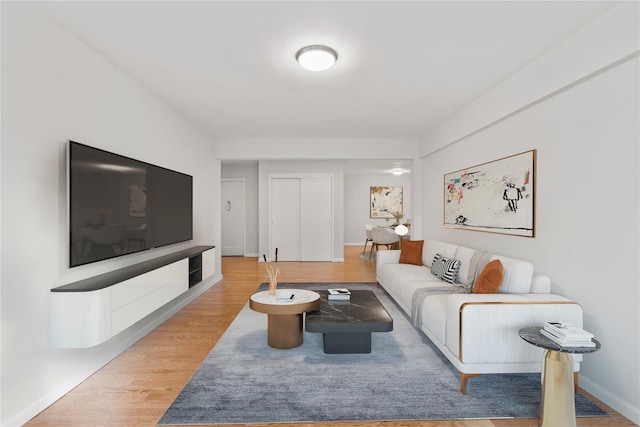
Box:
[399, 240, 424, 266]
[473, 259, 504, 294]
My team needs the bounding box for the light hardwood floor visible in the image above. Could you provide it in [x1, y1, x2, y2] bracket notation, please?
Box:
[27, 246, 635, 426]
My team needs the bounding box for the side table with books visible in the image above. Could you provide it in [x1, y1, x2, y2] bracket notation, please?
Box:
[519, 324, 601, 427]
[250, 289, 321, 349]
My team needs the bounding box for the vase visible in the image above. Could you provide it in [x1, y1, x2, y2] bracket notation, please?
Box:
[269, 279, 277, 295]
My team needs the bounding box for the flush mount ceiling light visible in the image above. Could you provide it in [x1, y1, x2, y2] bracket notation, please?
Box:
[296, 45, 338, 72]
[391, 168, 404, 176]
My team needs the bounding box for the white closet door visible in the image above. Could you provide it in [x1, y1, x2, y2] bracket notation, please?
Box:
[301, 176, 332, 261]
[271, 178, 301, 261]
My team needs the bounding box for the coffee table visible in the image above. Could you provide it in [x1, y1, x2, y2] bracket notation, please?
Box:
[305, 289, 393, 353]
[250, 289, 320, 349]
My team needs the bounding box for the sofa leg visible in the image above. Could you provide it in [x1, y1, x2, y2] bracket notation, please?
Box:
[459, 372, 481, 394]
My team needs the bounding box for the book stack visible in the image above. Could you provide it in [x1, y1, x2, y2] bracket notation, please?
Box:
[327, 288, 351, 300]
[277, 290, 295, 302]
[540, 322, 595, 348]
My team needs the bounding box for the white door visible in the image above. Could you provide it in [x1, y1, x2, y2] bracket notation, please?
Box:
[221, 179, 245, 256]
[270, 178, 301, 261]
[301, 176, 332, 261]
[270, 175, 332, 262]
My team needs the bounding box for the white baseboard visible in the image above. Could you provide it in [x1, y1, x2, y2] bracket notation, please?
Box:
[580, 375, 640, 425]
[11, 276, 221, 427]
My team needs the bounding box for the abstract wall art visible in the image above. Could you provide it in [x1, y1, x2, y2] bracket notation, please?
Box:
[370, 186, 403, 219]
[444, 150, 536, 237]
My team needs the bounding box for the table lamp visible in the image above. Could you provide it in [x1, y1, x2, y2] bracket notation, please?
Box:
[395, 224, 409, 249]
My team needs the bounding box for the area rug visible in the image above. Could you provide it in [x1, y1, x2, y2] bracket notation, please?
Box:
[158, 282, 607, 425]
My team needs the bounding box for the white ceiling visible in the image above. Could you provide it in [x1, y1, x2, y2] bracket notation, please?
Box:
[37, 1, 614, 143]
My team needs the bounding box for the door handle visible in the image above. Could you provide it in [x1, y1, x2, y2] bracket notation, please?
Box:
[226, 201, 231, 211]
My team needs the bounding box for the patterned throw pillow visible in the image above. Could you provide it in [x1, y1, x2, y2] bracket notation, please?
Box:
[431, 253, 461, 284]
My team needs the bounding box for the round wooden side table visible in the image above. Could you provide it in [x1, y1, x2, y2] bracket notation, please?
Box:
[519, 326, 601, 427]
[250, 289, 320, 349]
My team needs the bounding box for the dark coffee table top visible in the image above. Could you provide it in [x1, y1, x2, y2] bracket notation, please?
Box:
[305, 290, 393, 333]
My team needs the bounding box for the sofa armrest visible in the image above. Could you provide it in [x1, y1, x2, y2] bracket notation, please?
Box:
[445, 293, 584, 365]
[376, 250, 401, 266]
[530, 274, 551, 294]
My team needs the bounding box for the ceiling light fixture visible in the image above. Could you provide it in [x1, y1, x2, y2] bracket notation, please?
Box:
[296, 45, 338, 72]
[391, 168, 404, 176]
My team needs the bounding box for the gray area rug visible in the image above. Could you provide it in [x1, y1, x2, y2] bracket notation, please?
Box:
[158, 283, 607, 425]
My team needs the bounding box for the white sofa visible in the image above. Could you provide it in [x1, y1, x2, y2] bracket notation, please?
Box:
[376, 239, 584, 394]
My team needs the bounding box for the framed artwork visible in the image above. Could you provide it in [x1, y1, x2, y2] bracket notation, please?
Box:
[370, 186, 403, 219]
[444, 150, 536, 237]
[129, 184, 147, 217]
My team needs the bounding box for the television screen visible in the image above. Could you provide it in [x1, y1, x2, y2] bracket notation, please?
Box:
[69, 141, 193, 267]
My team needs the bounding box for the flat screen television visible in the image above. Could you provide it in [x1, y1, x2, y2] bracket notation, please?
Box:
[69, 141, 193, 267]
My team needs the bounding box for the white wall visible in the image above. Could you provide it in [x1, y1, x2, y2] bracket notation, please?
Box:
[221, 162, 259, 256]
[419, 3, 639, 423]
[0, 4, 219, 425]
[344, 173, 412, 245]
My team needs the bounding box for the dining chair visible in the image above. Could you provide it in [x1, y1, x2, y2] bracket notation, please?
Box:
[370, 227, 399, 260]
[363, 224, 374, 257]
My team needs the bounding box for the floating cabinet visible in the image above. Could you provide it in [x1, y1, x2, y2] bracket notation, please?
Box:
[51, 246, 215, 348]
[189, 254, 203, 287]
[202, 248, 216, 279]
[110, 260, 187, 336]
[50, 290, 111, 348]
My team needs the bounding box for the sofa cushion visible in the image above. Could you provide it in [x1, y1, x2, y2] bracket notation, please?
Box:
[392, 281, 437, 314]
[377, 263, 441, 290]
[490, 255, 534, 294]
[431, 254, 461, 284]
[420, 294, 450, 344]
[473, 259, 504, 294]
[423, 240, 458, 267]
[399, 240, 424, 265]
[454, 246, 486, 287]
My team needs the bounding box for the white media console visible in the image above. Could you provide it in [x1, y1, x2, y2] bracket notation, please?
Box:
[51, 246, 215, 348]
